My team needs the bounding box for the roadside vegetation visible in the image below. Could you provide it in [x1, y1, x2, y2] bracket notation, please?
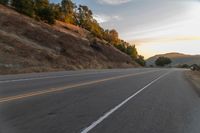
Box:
[190, 64, 200, 71]
[155, 57, 172, 67]
[1, 0, 145, 66]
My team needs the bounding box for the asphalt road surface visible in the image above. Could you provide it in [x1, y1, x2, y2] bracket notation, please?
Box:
[0, 68, 200, 133]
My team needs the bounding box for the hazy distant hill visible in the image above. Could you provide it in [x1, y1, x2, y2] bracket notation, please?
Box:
[146, 53, 200, 66]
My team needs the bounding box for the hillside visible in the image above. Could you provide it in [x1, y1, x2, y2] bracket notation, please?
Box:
[146, 52, 200, 66]
[0, 5, 139, 74]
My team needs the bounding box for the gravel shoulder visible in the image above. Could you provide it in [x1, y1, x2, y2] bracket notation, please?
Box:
[185, 70, 200, 96]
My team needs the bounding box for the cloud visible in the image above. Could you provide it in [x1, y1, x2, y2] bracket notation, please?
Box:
[93, 14, 109, 23]
[93, 14, 121, 23]
[130, 36, 200, 45]
[97, 0, 131, 5]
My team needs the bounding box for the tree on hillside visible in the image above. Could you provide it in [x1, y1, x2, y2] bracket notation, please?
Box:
[35, 0, 49, 9]
[126, 45, 138, 60]
[50, 3, 62, 20]
[77, 5, 93, 29]
[90, 20, 104, 39]
[0, 0, 9, 5]
[61, 0, 76, 23]
[155, 57, 172, 67]
[135, 55, 146, 66]
[108, 29, 119, 44]
[115, 43, 127, 53]
[36, 6, 55, 24]
[35, 0, 55, 24]
[12, 0, 35, 17]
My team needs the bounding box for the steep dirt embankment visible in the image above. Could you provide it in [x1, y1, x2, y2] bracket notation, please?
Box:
[0, 5, 138, 74]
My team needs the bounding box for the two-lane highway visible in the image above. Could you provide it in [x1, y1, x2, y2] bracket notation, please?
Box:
[0, 68, 200, 133]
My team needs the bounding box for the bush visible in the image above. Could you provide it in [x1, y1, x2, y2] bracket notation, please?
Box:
[177, 64, 189, 68]
[135, 55, 146, 66]
[155, 57, 172, 67]
[36, 7, 55, 24]
[0, 0, 9, 5]
[12, 0, 35, 17]
[190, 64, 200, 71]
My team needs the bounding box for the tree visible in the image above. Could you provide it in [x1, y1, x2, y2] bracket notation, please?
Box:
[90, 20, 104, 39]
[115, 43, 126, 53]
[12, 0, 35, 17]
[136, 55, 146, 66]
[36, 7, 55, 24]
[0, 0, 9, 5]
[50, 3, 62, 20]
[77, 5, 93, 28]
[155, 57, 172, 67]
[126, 45, 138, 60]
[35, 0, 55, 24]
[61, 0, 76, 23]
[35, 0, 49, 9]
[107, 29, 119, 44]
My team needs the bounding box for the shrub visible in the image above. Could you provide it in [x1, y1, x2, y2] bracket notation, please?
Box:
[12, 0, 35, 17]
[155, 57, 172, 67]
[36, 7, 55, 24]
[0, 0, 9, 5]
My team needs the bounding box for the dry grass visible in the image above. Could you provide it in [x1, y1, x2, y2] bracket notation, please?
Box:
[0, 4, 138, 75]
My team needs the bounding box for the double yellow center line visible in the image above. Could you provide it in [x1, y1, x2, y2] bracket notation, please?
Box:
[0, 70, 161, 104]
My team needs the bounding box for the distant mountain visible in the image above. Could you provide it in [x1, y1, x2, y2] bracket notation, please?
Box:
[146, 53, 200, 66]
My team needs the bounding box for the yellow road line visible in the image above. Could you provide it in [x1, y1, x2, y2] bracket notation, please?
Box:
[0, 70, 162, 103]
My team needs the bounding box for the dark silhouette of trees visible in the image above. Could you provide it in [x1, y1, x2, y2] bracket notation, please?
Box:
[12, 0, 35, 17]
[135, 55, 146, 66]
[36, 6, 55, 24]
[190, 64, 200, 71]
[0, 0, 9, 5]
[34, 0, 55, 24]
[155, 57, 172, 67]
[50, 3, 62, 20]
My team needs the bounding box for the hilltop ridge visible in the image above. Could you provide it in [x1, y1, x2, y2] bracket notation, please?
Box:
[146, 52, 200, 66]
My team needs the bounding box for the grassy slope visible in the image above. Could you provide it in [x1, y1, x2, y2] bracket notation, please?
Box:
[0, 5, 138, 74]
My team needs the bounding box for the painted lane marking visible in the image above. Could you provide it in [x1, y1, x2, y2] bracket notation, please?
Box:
[0, 69, 147, 83]
[81, 71, 170, 133]
[0, 70, 161, 103]
[0, 71, 114, 83]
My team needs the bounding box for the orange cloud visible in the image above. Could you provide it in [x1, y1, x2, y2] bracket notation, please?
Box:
[129, 36, 200, 45]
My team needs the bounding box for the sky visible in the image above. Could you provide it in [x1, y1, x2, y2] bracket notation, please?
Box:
[51, 0, 200, 58]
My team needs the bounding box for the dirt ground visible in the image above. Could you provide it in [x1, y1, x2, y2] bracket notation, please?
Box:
[185, 70, 200, 96]
[0, 4, 139, 75]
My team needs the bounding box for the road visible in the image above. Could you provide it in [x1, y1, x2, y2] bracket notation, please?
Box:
[0, 68, 200, 133]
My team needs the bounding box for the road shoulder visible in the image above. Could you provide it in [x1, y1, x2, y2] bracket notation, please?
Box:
[185, 70, 200, 96]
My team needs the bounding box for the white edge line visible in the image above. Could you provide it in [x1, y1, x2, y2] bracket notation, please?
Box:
[81, 71, 171, 133]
